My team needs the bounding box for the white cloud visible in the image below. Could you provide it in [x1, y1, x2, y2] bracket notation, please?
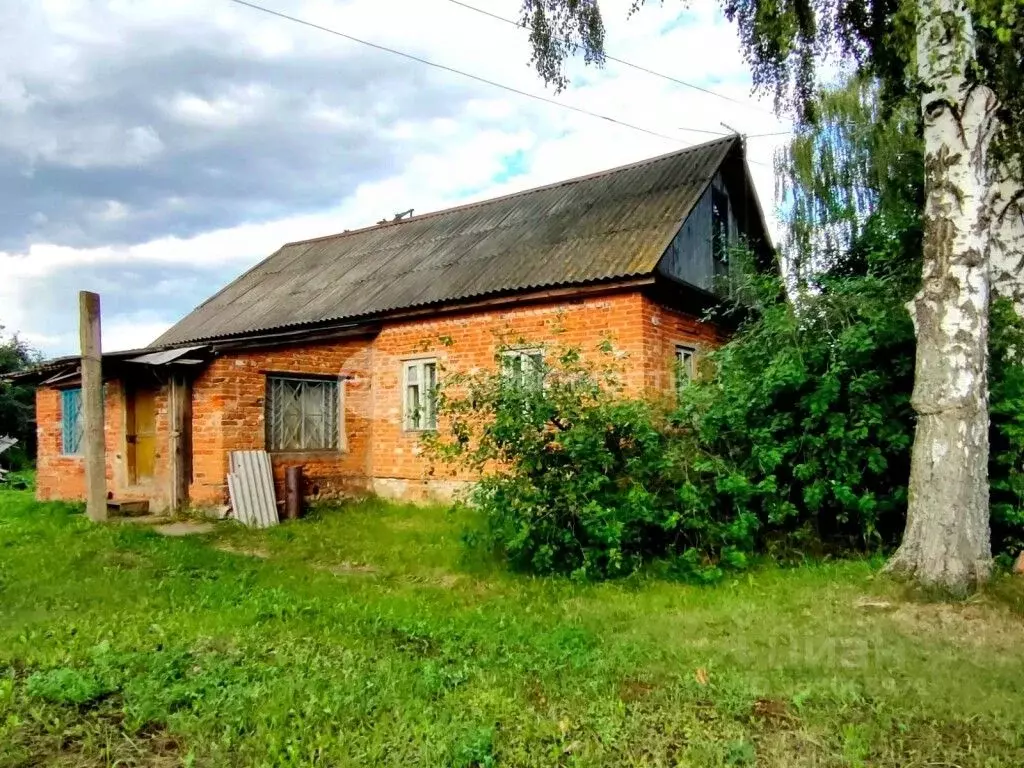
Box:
[2, 0, 792, 355]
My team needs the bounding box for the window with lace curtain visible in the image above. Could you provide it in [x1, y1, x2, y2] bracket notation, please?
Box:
[501, 349, 544, 389]
[675, 345, 696, 396]
[265, 376, 342, 451]
[403, 359, 438, 431]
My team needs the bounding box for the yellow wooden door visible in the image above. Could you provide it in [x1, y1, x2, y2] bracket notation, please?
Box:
[127, 388, 157, 482]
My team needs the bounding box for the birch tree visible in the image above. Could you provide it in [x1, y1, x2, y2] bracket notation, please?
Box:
[990, 165, 1024, 315]
[516, 0, 1022, 592]
[976, 0, 1024, 313]
[884, 0, 998, 589]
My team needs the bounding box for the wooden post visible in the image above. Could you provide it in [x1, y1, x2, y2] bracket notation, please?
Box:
[79, 291, 106, 522]
[168, 374, 192, 512]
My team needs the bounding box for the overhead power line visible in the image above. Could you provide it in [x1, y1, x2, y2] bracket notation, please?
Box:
[745, 130, 794, 138]
[226, 0, 728, 145]
[444, 0, 778, 117]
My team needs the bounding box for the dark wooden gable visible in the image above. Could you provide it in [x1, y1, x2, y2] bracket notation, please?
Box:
[656, 141, 772, 294]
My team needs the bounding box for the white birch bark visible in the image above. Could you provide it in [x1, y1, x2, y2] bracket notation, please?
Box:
[990, 164, 1024, 316]
[885, 0, 999, 593]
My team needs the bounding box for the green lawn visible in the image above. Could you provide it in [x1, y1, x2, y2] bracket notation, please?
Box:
[2, 488, 1024, 767]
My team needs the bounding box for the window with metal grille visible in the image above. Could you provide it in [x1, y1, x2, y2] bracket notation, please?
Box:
[265, 376, 341, 452]
[501, 349, 544, 389]
[403, 359, 437, 431]
[61, 388, 84, 456]
[675, 345, 696, 395]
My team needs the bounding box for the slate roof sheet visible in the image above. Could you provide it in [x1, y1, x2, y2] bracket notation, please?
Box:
[154, 136, 739, 346]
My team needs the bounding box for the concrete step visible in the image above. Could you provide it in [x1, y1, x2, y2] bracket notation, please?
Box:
[107, 499, 150, 517]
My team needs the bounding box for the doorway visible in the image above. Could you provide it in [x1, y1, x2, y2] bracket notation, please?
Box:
[126, 386, 157, 484]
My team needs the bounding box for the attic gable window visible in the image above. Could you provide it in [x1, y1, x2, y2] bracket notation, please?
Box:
[265, 376, 342, 452]
[60, 388, 84, 456]
[404, 359, 438, 431]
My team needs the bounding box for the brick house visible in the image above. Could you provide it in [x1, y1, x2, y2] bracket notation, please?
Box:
[19, 136, 770, 510]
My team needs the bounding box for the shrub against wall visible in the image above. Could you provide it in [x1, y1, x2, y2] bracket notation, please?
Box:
[677, 269, 917, 556]
[424, 343, 755, 580]
[426, 273, 1024, 579]
[683, 255, 1024, 565]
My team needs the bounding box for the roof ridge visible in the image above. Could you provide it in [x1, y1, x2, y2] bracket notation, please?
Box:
[282, 135, 739, 248]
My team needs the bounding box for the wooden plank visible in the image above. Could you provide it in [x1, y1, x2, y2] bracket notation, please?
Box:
[134, 388, 157, 480]
[168, 375, 192, 512]
[106, 499, 150, 517]
[79, 291, 106, 523]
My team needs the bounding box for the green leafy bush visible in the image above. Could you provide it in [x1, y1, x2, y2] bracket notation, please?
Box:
[678, 256, 1024, 562]
[676, 268, 917, 554]
[989, 299, 1024, 560]
[426, 266, 1024, 579]
[424, 344, 754, 580]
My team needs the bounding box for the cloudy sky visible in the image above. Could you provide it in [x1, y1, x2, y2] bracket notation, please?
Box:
[1, 0, 791, 356]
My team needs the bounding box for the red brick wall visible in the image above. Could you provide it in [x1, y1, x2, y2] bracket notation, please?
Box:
[641, 295, 727, 401]
[188, 338, 373, 505]
[36, 380, 171, 505]
[35, 288, 729, 507]
[36, 387, 86, 501]
[367, 291, 650, 498]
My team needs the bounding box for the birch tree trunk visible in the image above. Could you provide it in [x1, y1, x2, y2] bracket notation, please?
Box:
[885, 0, 999, 593]
[990, 166, 1024, 316]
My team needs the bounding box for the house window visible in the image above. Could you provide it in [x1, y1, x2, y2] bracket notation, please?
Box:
[265, 376, 341, 451]
[501, 349, 544, 389]
[403, 359, 438, 431]
[675, 345, 696, 394]
[711, 186, 730, 279]
[60, 388, 84, 456]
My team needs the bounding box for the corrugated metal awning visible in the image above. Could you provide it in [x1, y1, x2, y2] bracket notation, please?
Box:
[125, 345, 207, 366]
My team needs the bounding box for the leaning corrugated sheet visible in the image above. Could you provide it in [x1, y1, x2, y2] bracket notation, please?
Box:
[153, 137, 739, 347]
[228, 451, 279, 529]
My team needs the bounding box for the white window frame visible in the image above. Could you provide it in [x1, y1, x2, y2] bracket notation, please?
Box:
[403, 358, 438, 432]
[501, 348, 545, 389]
[265, 374, 345, 452]
[675, 344, 696, 393]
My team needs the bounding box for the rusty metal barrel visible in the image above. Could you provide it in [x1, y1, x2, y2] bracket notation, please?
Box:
[284, 465, 304, 521]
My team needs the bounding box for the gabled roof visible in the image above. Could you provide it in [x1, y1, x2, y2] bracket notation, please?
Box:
[155, 135, 745, 347]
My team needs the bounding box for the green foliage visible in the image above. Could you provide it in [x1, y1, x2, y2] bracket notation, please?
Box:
[688, 264, 1024, 561]
[0, 328, 38, 470]
[517, 0, 1020, 176]
[426, 344, 759, 580]
[777, 77, 923, 285]
[678, 261, 917, 555]
[1, 469, 34, 491]
[426, 258, 1024, 578]
[973, 0, 1024, 163]
[26, 668, 112, 707]
[989, 299, 1024, 559]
